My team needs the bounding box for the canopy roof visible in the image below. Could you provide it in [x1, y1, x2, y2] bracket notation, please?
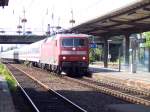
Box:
[71, 1, 150, 37]
[0, 0, 9, 7]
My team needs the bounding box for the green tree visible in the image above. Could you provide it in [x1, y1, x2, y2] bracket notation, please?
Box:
[89, 48, 103, 63]
[143, 32, 150, 47]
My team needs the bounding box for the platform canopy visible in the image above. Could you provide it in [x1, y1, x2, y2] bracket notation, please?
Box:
[0, 0, 9, 7]
[70, 0, 150, 37]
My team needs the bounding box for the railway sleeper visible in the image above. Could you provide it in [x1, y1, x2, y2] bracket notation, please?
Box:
[97, 79, 150, 96]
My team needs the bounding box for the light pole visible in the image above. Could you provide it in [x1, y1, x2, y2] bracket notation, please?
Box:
[69, 9, 75, 27]
[17, 16, 22, 35]
[107, 40, 112, 62]
[21, 8, 27, 35]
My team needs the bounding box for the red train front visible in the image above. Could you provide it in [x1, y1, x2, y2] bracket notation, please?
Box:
[41, 34, 89, 76]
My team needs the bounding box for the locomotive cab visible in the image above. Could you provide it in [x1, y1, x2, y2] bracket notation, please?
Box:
[59, 35, 89, 75]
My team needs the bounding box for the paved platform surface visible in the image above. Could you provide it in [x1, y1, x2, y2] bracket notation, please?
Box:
[0, 75, 16, 112]
[89, 65, 150, 91]
[107, 104, 150, 112]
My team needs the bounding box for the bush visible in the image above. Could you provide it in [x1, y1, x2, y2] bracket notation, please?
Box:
[0, 63, 17, 91]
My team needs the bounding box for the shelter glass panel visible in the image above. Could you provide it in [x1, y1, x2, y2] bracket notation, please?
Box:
[136, 47, 149, 72]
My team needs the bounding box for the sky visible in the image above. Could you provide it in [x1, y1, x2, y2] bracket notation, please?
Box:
[0, 0, 141, 35]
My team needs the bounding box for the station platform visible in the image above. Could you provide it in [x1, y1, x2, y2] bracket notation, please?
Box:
[107, 104, 150, 112]
[89, 64, 150, 91]
[0, 75, 16, 112]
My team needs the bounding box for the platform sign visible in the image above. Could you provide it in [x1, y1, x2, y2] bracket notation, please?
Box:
[90, 43, 97, 48]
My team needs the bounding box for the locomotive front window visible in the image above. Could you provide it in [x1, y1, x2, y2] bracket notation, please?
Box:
[74, 38, 85, 47]
[62, 38, 85, 47]
[62, 38, 73, 47]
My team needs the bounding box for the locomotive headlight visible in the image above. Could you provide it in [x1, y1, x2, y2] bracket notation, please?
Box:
[72, 47, 76, 51]
[62, 56, 66, 60]
[82, 57, 86, 60]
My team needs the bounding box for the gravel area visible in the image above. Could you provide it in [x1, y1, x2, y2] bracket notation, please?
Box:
[13, 64, 130, 112]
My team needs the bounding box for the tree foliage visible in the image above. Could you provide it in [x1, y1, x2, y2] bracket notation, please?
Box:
[143, 32, 150, 47]
[89, 48, 103, 63]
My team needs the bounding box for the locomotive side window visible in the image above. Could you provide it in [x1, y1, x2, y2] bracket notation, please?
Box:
[62, 38, 85, 47]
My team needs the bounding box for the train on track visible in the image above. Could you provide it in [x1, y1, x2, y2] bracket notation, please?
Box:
[1, 33, 90, 76]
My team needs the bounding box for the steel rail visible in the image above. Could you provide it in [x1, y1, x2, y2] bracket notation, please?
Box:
[28, 64, 150, 106]
[9, 64, 87, 112]
[63, 76, 150, 106]
[5, 64, 40, 112]
[83, 77, 150, 96]
[25, 64, 150, 106]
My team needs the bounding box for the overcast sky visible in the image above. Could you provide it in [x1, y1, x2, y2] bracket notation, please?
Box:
[0, 0, 141, 35]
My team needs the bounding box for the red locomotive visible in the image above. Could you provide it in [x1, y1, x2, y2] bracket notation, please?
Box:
[1, 33, 89, 76]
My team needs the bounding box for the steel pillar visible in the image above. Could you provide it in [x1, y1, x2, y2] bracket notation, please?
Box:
[123, 34, 130, 67]
[104, 38, 108, 68]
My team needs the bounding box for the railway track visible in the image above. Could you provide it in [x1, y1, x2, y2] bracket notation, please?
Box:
[83, 77, 150, 96]
[10, 63, 150, 106]
[20, 63, 150, 106]
[6, 64, 87, 112]
[62, 76, 150, 106]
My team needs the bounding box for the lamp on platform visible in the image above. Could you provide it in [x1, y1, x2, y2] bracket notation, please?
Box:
[107, 39, 112, 62]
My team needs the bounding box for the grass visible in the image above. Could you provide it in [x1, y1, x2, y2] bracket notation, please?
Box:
[0, 64, 17, 91]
